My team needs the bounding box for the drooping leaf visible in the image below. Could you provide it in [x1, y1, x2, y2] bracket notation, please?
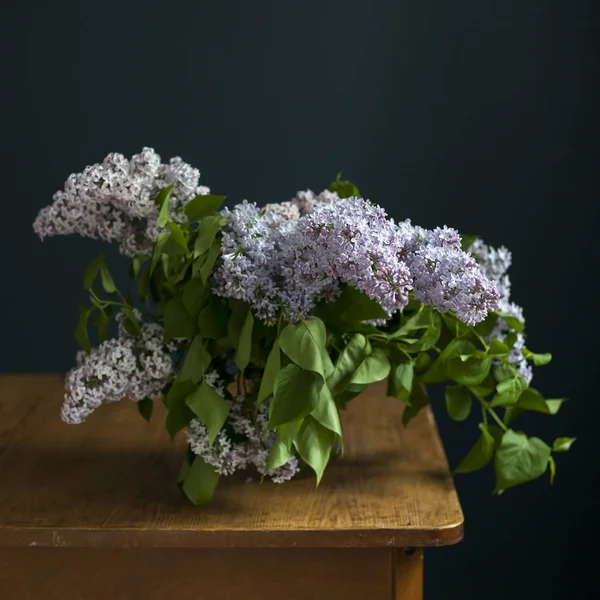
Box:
[402, 382, 429, 426]
[349, 348, 391, 385]
[236, 309, 254, 372]
[548, 455, 556, 484]
[279, 317, 327, 378]
[165, 380, 197, 439]
[490, 374, 528, 407]
[185, 380, 230, 446]
[258, 341, 281, 405]
[181, 278, 209, 317]
[293, 415, 335, 485]
[83, 255, 104, 290]
[150, 231, 170, 275]
[447, 352, 492, 387]
[496, 311, 525, 333]
[137, 398, 153, 423]
[516, 388, 565, 415]
[521, 348, 552, 366]
[265, 421, 302, 472]
[327, 333, 369, 394]
[96, 309, 111, 342]
[166, 222, 188, 254]
[311, 382, 342, 437]
[195, 215, 226, 256]
[164, 296, 197, 339]
[121, 306, 141, 336]
[445, 385, 472, 421]
[75, 305, 93, 352]
[156, 184, 174, 227]
[184, 194, 227, 221]
[198, 239, 222, 284]
[330, 285, 388, 322]
[196, 297, 229, 340]
[455, 424, 496, 473]
[552, 437, 576, 452]
[178, 336, 211, 383]
[419, 339, 477, 384]
[181, 455, 220, 506]
[493, 362, 518, 382]
[494, 430, 551, 492]
[390, 361, 414, 402]
[269, 365, 322, 428]
[488, 338, 510, 357]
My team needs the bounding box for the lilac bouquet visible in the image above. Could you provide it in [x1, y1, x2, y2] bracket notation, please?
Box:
[33, 148, 574, 504]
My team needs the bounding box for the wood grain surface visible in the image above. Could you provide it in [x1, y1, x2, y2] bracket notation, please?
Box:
[0, 374, 463, 549]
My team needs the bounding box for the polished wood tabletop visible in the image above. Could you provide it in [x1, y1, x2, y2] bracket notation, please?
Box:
[0, 375, 463, 549]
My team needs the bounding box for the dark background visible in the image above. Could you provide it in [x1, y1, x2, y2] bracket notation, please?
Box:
[2, 1, 599, 597]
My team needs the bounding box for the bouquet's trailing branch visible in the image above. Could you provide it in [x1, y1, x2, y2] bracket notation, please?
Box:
[33, 151, 575, 505]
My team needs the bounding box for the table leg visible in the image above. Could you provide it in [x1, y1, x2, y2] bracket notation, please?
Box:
[392, 547, 423, 600]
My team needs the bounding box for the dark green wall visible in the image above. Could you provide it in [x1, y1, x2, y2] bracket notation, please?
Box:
[2, 1, 598, 597]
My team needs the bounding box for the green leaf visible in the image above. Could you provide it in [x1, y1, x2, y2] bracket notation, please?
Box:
[445, 385, 472, 421]
[150, 231, 170, 275]
[493, 362, 518, 382]
[419, 339, 477, 384]
[447, 352, 492, 387]
[461, 234, 479, 251]
[258, 341, 281, 405]
[96, 309, 111, 342]
[156, 184, 174, 227]
[75, 305, 93, 352]
[195, 215, 226, 256]
[166, 222, 188, 253]
[390, 361, 414, 402]
[181, 278, 209, 317]
[327, 333, 369, 394]
[180, 455, 220, 506]
[328, 173, 361, 199]
[164, 296, 197, 339]
[548, 455, 556, 485]
[185, 380, 230, 446]
[515, 388, 565, 415]
[496, 311, 525, 333]
[468, 374, 495, 400]
[236, 309, 254, 372]
[121, 306, 141, 336]
[311, 382, 342, 437]
[198, 240, 222, 284]
[552, 437, 576, 452]
[402, 382, 429, 426]
[137, 398, 153, 423]
[184, 194, 227, 221]
[521, 348, 552, 366]
[165, 380, 197, 439]
[455, 424, 496, 473]
[179, 336, 211, 383]
[349, 348, 391, 385]
[488, 338, 510, 357]
[197, 297, 229, 339]
[279, 317, 327, 378]
[494, 430, 551, 491]
[83, 255, 104, 290]
[265, 421, 302, 472]
[490, 374, 528, 407]
[269, 365, 322, 428]
[389, 306, 433, 339]
[137, 267, 150, 302]
[99, 261, 117, 295]
[332, 285, 388, 322]
[131, 255, 146, 279]
[294, 416, 335, 484]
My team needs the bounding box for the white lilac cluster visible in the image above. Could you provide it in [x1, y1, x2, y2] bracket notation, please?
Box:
[470, 239, 532, 383]
[213, 192, 498, 325]
[185, 372, 299, 483]
[33, 147, 209, 256]
[61, 315, 175, 424]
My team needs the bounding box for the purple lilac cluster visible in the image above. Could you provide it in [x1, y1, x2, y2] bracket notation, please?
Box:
[470, 239, 532, 383]
[185, 372, 299, 483]
[213, 193, 498, 325]
[61, 314, 175, 424]
[33, 147, 210, 256]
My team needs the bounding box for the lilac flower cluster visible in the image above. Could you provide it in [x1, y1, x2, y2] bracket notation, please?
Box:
[213, 193, 498, 325]
[470, 239, 532, 383]
[33, 148, 210, 256]
[61, 314, 175, 424]
[185, 372, 299, 483]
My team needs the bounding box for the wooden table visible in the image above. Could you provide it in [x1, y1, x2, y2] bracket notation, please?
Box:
[0, 375, 463, 600]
